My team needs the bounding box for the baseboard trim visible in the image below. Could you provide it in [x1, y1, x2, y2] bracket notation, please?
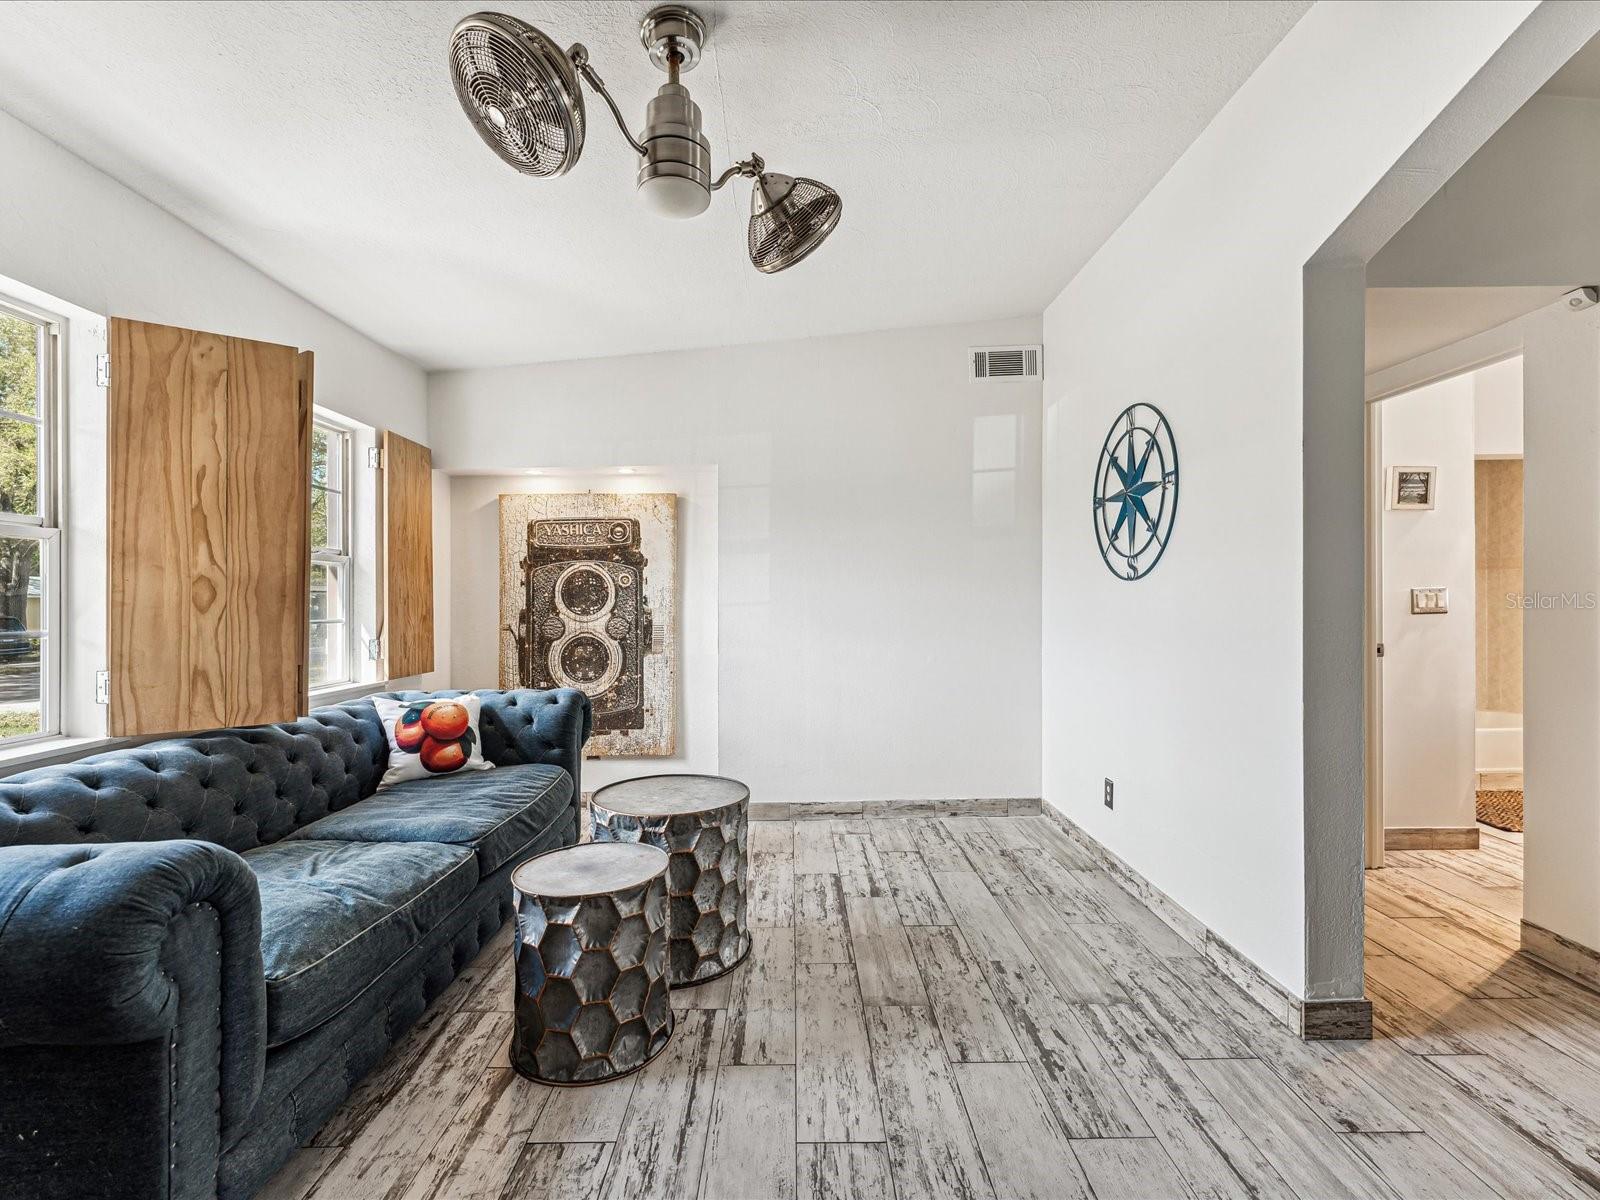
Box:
[587, 793, 1040, 824]
[750, 797, 1041, 822]
[1522, 919, 1600, 992]
[1040, 804, 1371, 1041]
[1385, 826, 1480, 850]
[1300, 998, 1374, 1040]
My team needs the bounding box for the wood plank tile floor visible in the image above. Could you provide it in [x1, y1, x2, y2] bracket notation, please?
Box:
[261, 816, 1600, 1200]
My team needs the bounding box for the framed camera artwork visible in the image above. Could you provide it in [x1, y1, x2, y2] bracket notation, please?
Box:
[499, 492, 677, 757]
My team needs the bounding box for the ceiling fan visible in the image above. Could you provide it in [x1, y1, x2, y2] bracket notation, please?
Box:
[448, 5, 842, 274]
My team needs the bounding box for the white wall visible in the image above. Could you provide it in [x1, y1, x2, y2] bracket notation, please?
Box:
[1474, 355, 1525, 457]
[1378, 375, 1477, 832]
[1523, 305, 1600, 953]
[0, 105, 447, 752]
[1040, 1, 1542, 1000]
[428, 318, 1043, 809]
[0, 108, 427, 439]
[450, 467, 718, 791]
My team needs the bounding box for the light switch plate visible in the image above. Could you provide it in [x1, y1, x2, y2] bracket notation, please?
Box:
[1411, 587, 1449, 614]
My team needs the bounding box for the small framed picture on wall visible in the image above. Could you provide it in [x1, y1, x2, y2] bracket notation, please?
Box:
[1387, 465, 1437, 510]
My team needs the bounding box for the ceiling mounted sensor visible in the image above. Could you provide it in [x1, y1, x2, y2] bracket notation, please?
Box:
[448, 5, 842, 273]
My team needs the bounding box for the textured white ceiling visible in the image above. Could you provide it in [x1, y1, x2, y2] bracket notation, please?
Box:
[0, 1, 1308, 369]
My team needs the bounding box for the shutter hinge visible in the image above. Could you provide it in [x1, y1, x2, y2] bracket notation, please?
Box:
[1376, 643, 1385, 658]
[94, 670, 111, 705]
[367, 446, 383, 469]
[96, 354, 110, 387]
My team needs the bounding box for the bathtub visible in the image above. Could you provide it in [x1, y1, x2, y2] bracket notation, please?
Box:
[1476, 710, 1523, 774]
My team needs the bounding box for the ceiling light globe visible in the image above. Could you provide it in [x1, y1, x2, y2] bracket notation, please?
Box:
[638, 173, 710, 219]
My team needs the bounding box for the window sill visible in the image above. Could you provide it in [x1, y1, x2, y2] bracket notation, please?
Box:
[310, 680, 394, 706]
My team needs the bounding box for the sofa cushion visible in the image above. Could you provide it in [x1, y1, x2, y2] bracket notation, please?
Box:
[244, 840, 478, 1046]
[284, 763, 573, 875]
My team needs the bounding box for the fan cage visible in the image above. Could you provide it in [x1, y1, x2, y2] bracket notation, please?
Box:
[748, 178, 842, 274]
[449, 20, 585, 178]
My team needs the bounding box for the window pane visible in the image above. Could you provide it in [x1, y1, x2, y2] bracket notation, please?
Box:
[310, 420, 350, 687]
[0, 640, 41, 742]
[0, 313, 41, 417]
[0, 534, 42, 739]
[311, 619, 340, 689]
[311, 485, 329, 550]
[310, 561, 348, 688]
[0, 416, 39, 517]
[310, 562, 345, 623]
[327, 430, 344, 492]
[309, 621, 346, 688]
[0, 636, 42, 740]
[311, 486, 343, 553]
[312, 427, 330, 487]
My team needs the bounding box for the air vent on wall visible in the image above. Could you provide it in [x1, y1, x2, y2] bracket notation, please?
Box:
[970, 345, 1041, 381]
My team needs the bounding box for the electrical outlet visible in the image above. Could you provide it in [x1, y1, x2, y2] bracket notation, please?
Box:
[1104, 778, 1114, 809]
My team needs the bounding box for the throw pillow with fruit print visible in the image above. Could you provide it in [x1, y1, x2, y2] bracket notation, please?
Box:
[373, 695, 494, 790]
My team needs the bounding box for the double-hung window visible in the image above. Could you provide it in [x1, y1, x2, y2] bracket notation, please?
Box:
[0, 299, 59, 743]
[310, 419, 354, 689]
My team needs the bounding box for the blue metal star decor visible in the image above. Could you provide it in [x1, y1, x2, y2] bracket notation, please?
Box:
[1093, 403, 1179, 580]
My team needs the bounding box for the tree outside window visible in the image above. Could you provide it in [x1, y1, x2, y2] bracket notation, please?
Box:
[0, 304, 57, 741]
[310, 420, 353, 689]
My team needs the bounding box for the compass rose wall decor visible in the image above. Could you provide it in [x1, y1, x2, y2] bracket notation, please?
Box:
[1093, 403, 1179, 580]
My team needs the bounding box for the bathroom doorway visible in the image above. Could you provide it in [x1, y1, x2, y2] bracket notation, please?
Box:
[1369, 355, 1523, 864]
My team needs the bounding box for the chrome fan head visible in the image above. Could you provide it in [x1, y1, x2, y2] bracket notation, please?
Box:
[449, 12, 586, 177]
[747, 172, 842, 274]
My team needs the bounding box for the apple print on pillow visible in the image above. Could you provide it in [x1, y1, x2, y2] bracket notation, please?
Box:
[374, 695, 494, 789]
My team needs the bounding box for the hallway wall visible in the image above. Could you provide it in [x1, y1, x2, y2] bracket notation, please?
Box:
[1523, 305, 1600, 954]
[1379, 375, 1477, 834]
[1040, 1, 1543, 1002]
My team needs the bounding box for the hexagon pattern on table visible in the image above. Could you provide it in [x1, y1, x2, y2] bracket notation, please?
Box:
[591, 802, 750, 984]
[511, 873, 672, 1084]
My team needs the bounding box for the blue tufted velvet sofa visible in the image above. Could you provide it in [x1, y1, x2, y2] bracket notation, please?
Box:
[0, 688, 591, 1200]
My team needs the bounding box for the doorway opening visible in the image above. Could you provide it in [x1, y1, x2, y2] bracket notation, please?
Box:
[1364, 345, 1531, 1031]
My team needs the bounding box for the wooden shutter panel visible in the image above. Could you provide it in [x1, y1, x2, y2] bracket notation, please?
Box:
[108, 318, 310, 735]
[383, 430, 434, 678]
[224, 347, 312, 725]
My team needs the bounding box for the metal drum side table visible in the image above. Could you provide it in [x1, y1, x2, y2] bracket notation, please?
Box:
[509, 842, 674, 1085]
[589, 774, 751, 986]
